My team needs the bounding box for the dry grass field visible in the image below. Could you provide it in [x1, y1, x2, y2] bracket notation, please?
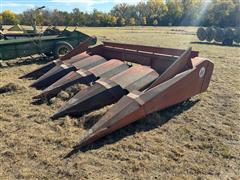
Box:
[0, 26, 240, 179]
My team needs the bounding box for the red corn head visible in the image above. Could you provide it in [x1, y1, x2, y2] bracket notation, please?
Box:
[24, 41, 214, 150]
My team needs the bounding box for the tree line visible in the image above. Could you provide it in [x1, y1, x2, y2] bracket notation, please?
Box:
[1, 0, 239, 28]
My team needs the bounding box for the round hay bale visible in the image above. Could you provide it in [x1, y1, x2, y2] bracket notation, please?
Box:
[197, 27, 207, 41]
[214, 28, 224, 42]
[206, 27, 215, 42]
[224, 28, 234, 40]
[233, 28, 240, 43]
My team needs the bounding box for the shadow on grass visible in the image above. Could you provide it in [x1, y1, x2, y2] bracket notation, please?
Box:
[31, 98, 47, 105]
[82, 111, 108, 130]
[191, 41, 240, 47]
[64, 99, 200, 158]
[5, 55, 53, 67]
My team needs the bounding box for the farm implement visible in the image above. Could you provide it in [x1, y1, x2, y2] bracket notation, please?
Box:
[0, 29, 97, 60]
[0, 26, 63, 40]
[22, 41, 214, 149]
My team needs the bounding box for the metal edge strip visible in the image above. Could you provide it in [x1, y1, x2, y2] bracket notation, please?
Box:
[127, 92, 145, 106]
[76, 69, 88, 77]
[96, 80, 113, 89]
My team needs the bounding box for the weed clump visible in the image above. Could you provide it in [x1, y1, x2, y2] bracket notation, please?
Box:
[0, 83, 25, 94]
[55, 83, 88, 101]
[65, 83, 88, 97]
[57, 91, 70, 101]
[82, 105, 112, 129]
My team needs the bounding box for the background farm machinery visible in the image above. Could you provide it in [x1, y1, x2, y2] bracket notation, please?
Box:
[0, 30, 96, 60]
[0, 25, 65, 40]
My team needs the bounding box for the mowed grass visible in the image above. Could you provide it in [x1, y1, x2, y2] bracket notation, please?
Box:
[0, 26, 240, 179]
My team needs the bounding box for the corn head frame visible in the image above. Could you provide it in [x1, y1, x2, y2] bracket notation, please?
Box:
[22, 41, 214, 150]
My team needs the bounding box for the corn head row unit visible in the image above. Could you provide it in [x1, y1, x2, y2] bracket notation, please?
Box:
[22, 39, 214, 149]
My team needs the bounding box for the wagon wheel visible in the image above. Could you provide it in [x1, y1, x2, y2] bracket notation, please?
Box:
[0, 31, 4, 40]
[53, 41, 73, 59]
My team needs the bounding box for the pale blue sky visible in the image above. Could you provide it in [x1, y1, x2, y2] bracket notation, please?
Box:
[0, 0, 145, 13]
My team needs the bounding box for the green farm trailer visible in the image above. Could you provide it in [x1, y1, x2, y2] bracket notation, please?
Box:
[0, 30, 97, 60]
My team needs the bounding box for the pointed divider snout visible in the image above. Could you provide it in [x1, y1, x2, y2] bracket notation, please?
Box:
[20, 53, 90, 79]
[73, 92, 145, 148]
[30, 64, 76, 90]
[35, 70, 96, 99]
[19, 60, 60, 79]
[51, 80, 126, 119]
[36, 59, 129, 99]
[51, 65, 159, 119]
[30, 55, 106, 90]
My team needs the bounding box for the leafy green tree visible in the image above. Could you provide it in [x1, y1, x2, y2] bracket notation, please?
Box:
[103, 14, 117, 26]
[142, 17, 147, 25]
[0, 14, 3, 24]
[51, 10, 66, 26]
[111, 3, 131, 19]
[129, 17, 136, 26]
[19, 9, 47, 26]
[231, 0, 240, 27]
[146, 0, 168, 20]
[135, 2, 148, 25]
[89, 9, 104, 26]
[41, 10, 52, 26]
[71, 8, 86, 26]
[206, 0, 236, 27]
[117, 17, 126, 26]
[180, 0, 201, 25]
[164, 0, 182, 25]
[153, 19, 159, 26]
[2, 10, 18, 25]
[19, 10, 33, 25]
